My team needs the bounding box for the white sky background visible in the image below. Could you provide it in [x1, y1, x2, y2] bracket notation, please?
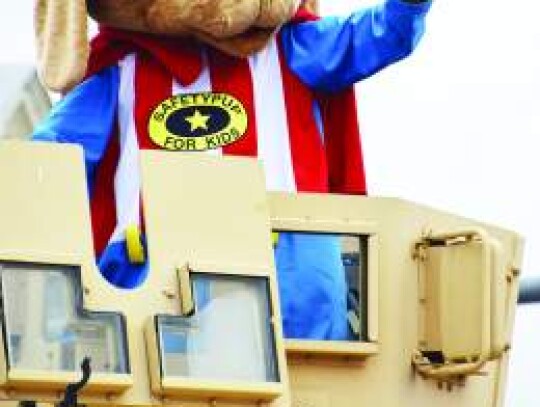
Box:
[321, 0, 540, 278]
[1, 0, 540, 405]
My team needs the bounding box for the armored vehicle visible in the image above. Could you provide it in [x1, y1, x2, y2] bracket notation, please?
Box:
[0, 142, 522, 407]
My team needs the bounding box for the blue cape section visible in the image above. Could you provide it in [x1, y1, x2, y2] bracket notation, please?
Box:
[32, 67, 119, 195]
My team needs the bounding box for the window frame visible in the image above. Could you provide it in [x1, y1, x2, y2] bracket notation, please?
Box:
[144, 266, 286, 401]
[271, 217, 380, 358]
[0, 257, 133, 394]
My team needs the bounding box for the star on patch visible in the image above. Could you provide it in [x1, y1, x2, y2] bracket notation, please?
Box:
[185, 109, 211, 132]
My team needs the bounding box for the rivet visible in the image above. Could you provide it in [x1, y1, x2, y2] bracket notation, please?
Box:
[162, 290, 176, 299]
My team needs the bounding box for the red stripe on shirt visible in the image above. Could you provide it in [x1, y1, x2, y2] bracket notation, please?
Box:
[135, 51, 174, 150]
[277, 38, 328, 192]
[207, 49, 258, 157]
[317, 88, 367, 195]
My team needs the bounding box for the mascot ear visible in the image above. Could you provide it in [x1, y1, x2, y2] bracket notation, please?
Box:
[34, 0, 89, 92]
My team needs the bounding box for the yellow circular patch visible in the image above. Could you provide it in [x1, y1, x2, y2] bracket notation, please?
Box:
[148, 92, 248, 151]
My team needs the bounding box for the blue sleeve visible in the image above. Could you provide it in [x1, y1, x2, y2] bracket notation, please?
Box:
[32, 66, 120, 193]
[281, 0, 432, 92]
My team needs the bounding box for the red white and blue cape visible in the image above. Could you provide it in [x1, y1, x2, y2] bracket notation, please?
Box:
[33, 0, 431, 339]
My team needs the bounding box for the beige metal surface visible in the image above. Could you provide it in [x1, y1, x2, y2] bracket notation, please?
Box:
[139, 151, 289, 405]
[268, 193, 521, 407]
[0, 145, 522, 407]
[411, 230, 512, 381]
[0, 142, 132, 399]
[423, 234, 491, 360]
[0, 141, 93, 265]
[139, 151, 275, 275]
[0, 146, 289, 407]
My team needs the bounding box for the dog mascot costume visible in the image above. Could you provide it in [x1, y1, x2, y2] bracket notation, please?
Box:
[33, 0, 432, 340]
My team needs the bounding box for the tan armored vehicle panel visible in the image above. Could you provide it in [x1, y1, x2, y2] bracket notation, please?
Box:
[0, 143, 522, 407]
[269, 193, 521, 407]
[0, 143, 289, 407]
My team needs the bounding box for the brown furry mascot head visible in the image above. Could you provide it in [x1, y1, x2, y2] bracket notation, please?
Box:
[35, 0, 306, 92]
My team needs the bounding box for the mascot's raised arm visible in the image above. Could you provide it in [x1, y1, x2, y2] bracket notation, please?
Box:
[32, 0, 432, 340]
